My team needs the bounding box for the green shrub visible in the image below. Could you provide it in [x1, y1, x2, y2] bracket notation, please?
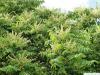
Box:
[0, 0, 100, 75]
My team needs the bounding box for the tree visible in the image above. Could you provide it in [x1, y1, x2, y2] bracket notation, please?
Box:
[0, 0, 100, 75]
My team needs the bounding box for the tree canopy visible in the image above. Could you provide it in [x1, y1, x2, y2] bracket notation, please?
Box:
[0, 0, 100, 75]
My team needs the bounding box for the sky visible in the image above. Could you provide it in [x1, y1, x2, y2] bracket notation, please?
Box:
[43, 0, 99, 11]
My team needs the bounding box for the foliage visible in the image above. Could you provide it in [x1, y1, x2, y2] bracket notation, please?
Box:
[0, 0, 100, 75]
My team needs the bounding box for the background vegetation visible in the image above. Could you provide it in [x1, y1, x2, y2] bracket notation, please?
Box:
[0, 0, 100, 75]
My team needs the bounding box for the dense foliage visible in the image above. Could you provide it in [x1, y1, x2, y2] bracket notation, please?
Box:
[0, 0, 100, 75]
